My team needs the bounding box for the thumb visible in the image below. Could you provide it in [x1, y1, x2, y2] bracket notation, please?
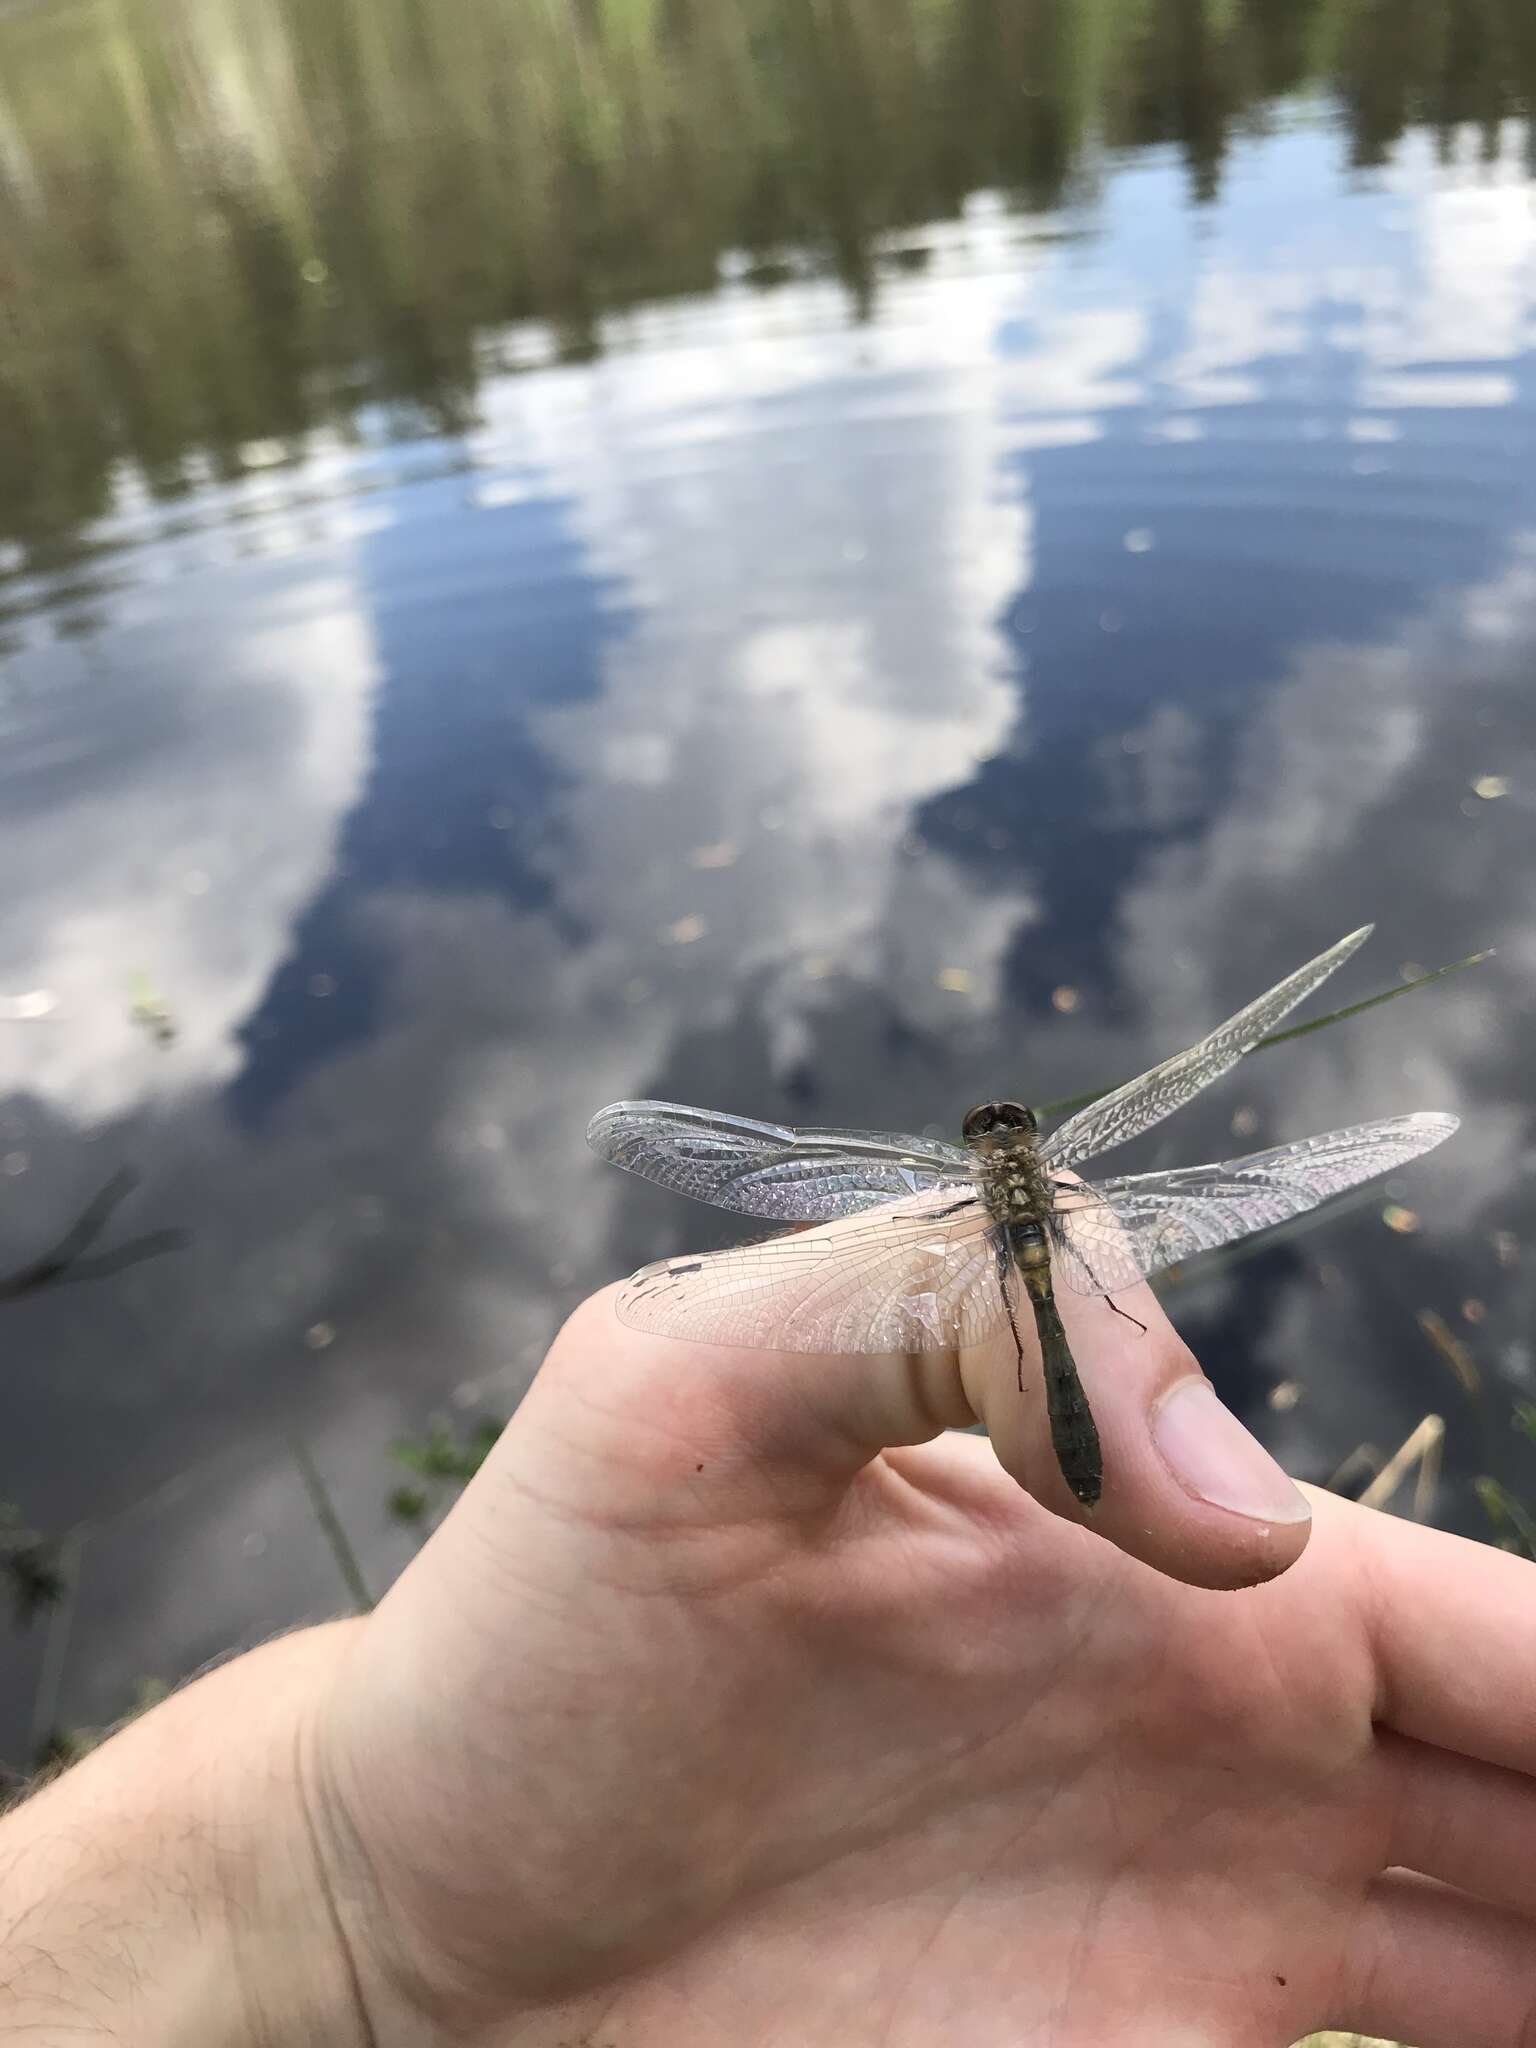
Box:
[532, 1257, 1309, 1591]
[966, 1276, 1312, 1588]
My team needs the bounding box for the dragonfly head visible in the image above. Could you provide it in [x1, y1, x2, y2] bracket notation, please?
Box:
[961, 1100, 1038, 1152]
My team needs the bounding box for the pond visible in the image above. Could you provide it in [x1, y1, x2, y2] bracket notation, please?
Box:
[1, 0, 1533, 1761]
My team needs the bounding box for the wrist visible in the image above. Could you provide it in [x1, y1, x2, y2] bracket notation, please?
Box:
[0, 1621, 368, 2047]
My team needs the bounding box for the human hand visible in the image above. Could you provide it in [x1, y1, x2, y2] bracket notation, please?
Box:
[312, 1274, 1536, 2046]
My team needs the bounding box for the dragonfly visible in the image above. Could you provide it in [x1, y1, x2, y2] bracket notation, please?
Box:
[587, 925, 1457, 1508]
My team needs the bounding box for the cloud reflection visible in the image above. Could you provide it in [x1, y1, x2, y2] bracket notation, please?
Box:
[0, 577, 376, 1120]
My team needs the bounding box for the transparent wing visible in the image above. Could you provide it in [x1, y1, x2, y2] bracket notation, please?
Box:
[1040, 926, 1373, 1171]
[588, 1099, 976, 1223]
[1049, 1111, 1458, 1297]
[616, 1189, 1006, 1352]
[1046, 1182, 1154, 1299]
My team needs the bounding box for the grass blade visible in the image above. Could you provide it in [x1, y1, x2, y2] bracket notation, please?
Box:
[1037, 946, 1492, 1121]
[288, 1432, 373, 1614]
[1248, 946, 1494, 1052]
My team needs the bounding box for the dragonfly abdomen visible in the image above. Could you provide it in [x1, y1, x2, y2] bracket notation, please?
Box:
[1008, 1218, 1103, 1509]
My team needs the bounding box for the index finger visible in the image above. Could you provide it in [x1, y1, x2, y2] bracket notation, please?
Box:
[1333, 1489, 1536, 1772]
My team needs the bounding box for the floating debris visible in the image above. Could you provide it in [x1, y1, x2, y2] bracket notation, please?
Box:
[128, 973, 177, 1048]
[664, 915, 707, 946]
[937, 967, 975, 995]
[305, 1321, 337, 1351]
[1493, 1229, 1520, 1268]
[1382, 1203, 1421, 1235]
[688, 840, 739, 871]
[1123, 527, 1154, 553]
[802, 956, 834, 981]
[487, 806, 515, 831]
[1, 1152, 28, 1177]
[1416, 1307, 1480, 1395]
[1462, 1297, 1486, 1324]
[1051, 985, 1081, 1014]
[309, 972, 337, 997]
[1230, 1104, 1259, 1138]
[1472, 774, 1510, 800]
[1268, 1380, 1303, 1412]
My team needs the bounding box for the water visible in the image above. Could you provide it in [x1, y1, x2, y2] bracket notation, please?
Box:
[2, 0, 1534, 1758]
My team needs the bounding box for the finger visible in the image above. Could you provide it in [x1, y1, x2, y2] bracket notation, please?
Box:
[1334, 1491, 1536, 1775]
[1377, 1729, 1536, 1918]
[542, 1272, 1307, 1591]
[960, 1275, 1311, 1589]
[532, 1284, 977, 1516]
[1332, 1868, 1536, 2048]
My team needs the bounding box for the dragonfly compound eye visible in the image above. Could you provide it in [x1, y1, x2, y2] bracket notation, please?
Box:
[962, 1101, 1036, 1139]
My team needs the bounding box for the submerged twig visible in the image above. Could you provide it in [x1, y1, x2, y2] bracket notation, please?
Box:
[1415, 1309, 1480, 1397]
[0, 1169, 188, 1304]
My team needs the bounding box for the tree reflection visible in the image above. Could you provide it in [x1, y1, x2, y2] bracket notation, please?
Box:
[0, 0, 1532, 560]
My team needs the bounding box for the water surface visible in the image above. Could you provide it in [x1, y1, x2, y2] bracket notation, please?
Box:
[2, 0, 1534, 1757]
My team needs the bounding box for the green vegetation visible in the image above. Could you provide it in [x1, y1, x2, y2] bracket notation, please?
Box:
[0, 1504, 65, 1629]
[388, 1415, 505, 1537]
[2, 0, 1534, 562]
[1476, 1401, 1536, 1561]
[29, 1677, 169, 1785]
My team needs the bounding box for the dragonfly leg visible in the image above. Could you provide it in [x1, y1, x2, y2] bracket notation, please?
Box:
[1104, 1294, 1147, 1336]
[993, 1232, 1028, 1391]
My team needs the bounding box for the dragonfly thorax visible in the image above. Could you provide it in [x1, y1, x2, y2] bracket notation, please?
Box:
[963, 1101, 1053, 1228]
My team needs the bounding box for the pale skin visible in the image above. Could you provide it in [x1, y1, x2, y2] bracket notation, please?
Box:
[2, 1265, 1535, 2046]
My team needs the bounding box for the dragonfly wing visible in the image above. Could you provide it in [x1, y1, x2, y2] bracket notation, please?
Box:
[1050, 1111, 1459, 1296]
[1040, 926, 1373, 1171]
[588, 1099, 976, 1222]
[1046, 1183, 1156, 1298]
[616, 1190, 1006, 1353]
